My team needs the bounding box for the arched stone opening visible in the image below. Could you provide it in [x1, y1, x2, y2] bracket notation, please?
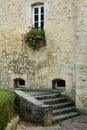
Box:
[14, 78, 25, 88]
[52, 79, 66, 90]
[9, 74, 28, 89]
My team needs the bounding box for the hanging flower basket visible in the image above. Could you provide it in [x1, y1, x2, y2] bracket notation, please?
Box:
[20, 27, 46, 50]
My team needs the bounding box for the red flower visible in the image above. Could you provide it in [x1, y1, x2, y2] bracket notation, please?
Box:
[32, 31, 35, 35]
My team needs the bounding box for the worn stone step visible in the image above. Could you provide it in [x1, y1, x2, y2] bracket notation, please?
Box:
[52, 102, 74, 109]
[41, 97, 67, 104]
[53, 112, 79, 122]
[34, 93, 60, 100]
[26, 91, 54, 96]
[52, 106, 75, 115]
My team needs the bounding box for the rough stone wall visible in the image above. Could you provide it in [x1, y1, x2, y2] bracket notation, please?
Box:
[75, 0, 87, 113]
[45, 0, 76, 99]
[0, 0, 87, 112]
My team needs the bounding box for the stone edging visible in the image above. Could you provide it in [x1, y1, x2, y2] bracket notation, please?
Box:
[5, 115, 19, 130]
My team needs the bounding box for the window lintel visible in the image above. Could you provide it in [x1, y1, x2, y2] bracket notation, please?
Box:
[31, 2, 44, 6]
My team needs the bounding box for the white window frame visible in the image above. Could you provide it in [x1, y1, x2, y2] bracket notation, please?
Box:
[33, 5, 44, 29]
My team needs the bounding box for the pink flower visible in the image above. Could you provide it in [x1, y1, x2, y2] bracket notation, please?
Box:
[40, 40, 43, 43]
[23, 34, 27, 38]
[40, 42, 43, 46]
[28, 26, 31, 29]
[21, 34, 24, 37]
[21, 34, 27, 38]
[21, 39, 23, 42]
[36, 35, 41, 38]
[21, 39, 25, 44]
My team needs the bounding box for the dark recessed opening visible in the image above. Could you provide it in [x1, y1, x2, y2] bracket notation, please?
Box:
[19, 79, 25, 85]
[52, 79, 66, 89]
[14, 78, 25, 88]
[57, 80, 65, 87]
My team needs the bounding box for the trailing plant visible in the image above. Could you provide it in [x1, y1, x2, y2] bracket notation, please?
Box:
[0, 89, 15, 130]
[20, 27, 46, 50]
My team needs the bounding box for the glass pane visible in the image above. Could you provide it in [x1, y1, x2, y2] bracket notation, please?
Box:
[34, 8, 38, 14]
[41, 22, 44, 28]
[41, 14, 44, 21]
[41, 7, 44, 14]
[35, 22, 38, 28]
[35, 15, 38, 21]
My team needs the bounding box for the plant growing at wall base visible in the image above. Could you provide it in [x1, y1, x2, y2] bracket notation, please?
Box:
[0, 89, 15, 130]
[20, 27, 46, 50]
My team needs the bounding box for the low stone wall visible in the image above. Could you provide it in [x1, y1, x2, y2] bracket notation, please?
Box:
[15, 90, 52, 126]
[5, 115, 19, 130]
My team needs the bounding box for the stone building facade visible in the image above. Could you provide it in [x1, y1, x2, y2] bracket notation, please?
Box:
[0, 0, 87, 113]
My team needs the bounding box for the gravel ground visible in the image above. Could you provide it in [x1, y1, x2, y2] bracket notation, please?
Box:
[17, 115, 87, 130]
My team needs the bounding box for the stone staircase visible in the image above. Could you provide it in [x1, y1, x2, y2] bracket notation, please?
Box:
[33, 91, 79, 123]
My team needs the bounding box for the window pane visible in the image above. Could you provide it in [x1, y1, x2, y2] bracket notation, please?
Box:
[41, 14, 44, 21]
[41, 7, 44, 14]
[35, 15, 38, 21]
[41, 22, 44, 28]
[34, 8, 38, 14]
[35, 22, 38, 28]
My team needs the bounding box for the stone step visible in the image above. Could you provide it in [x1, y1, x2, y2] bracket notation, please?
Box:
[52, 106, 75, 115]
[34, 93, 60, 100]
[26, 91, 54, 96]
[41, 97, 67, 104]
[53, 112, 79, 122]
[52, 102, 74, 109]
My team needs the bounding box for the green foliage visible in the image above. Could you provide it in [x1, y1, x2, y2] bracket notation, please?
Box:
[21, 28, 46, 50]
[0, 89, 15, 130]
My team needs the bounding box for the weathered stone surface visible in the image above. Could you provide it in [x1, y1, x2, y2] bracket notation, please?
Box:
[5, 115, 19, 130]
[17, 115, 87, 130]
[75, 0, 87, 113]
[0, 0, 87, 113]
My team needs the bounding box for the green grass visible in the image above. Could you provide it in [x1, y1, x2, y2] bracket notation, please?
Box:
[0, 89, 15, 130]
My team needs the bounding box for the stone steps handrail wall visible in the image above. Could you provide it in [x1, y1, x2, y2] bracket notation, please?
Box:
[15, 90, 52, 126]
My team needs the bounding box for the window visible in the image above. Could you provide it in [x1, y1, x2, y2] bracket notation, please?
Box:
[33, 5, 44, 29]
